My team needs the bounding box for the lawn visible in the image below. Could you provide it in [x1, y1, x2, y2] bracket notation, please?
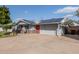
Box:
[0, 32, 16, 38]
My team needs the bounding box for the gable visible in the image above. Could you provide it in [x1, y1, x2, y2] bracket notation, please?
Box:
[16, 19, 35, 25]
[17, 21, 30, 25]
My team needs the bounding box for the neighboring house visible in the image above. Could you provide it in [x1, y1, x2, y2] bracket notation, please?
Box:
[73, 21, 79, 26]
[0, 27, 3, 32]
[15, 19, 35, 33]
[66, 22, 79, 35]
[0, 24, 3, 32]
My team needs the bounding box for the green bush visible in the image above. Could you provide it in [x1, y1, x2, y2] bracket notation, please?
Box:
[0, 32, 11, 38]
[2, 24, 12, 32]
[0, 32, 5, 37]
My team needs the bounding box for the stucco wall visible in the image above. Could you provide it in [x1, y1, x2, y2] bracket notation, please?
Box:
[40, 24, 58, 35]
[29, 25, 35, 30]
[0, 27, 3, 32]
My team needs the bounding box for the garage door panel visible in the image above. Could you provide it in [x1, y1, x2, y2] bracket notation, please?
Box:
[40, 24, 57, 30]
[40, 30, 56, 35]
[40, 24, 58, 35]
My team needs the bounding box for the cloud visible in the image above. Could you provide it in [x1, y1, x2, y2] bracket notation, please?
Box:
[64, 14, 73, 18]
[54, 6, 79, 14]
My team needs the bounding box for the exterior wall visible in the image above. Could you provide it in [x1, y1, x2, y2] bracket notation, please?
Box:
[0, 27, 3, 32]
[7, 29, 12, 32]
[40, 24, 58, 35]
[28, 25, 36, 33]
[29, 25, 35, 30]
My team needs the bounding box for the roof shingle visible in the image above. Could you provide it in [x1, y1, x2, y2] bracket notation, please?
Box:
[40, 18, 64, 24]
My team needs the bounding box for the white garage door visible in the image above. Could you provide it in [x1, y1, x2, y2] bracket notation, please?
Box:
[40, 24, 58, 35]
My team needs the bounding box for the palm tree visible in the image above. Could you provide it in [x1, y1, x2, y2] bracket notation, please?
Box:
[76, 8, 79, 17]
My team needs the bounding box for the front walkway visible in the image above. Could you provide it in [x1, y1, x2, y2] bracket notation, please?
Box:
[0, 34, 79, 53]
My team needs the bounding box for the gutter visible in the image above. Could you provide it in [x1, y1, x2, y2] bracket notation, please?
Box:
[40, 22, 61, 25]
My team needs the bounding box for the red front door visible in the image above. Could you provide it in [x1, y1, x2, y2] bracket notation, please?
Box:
[35, 25, 40, 33]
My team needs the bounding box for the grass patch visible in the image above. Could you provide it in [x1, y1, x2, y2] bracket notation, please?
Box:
[0, 32, 16, 38]
[0, 32, 5, 37]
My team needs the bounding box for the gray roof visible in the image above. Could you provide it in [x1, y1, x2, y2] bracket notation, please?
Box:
[40, 18, 64, 24]
[23, 19, 35, 25]
[16, 19, 35, 25]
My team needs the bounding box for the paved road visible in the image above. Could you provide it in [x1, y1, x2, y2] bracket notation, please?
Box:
[0, 34, 79, 54]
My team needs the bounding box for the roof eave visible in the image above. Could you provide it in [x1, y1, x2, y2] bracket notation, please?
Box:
[40, 22, 61, 25]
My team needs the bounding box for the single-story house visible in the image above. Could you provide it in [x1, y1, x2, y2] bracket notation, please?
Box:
[15, 18, 65, 35]
[39, 18, 64, 35]
[15, 19, 35, 33]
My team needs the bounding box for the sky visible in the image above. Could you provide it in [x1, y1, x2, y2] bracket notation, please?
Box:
[6, 5, 79, 22]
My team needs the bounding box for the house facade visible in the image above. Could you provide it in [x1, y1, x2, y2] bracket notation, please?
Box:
[15, 18, 65, 35]
[39, 18, 64, 35]
[15, 19, 35, 33]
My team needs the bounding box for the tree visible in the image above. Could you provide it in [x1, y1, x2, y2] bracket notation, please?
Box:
[62, 18, 74, 27]
[76, 8, 79, 17]
[0, 5, 12, 32]
[2, 23, 13, 32]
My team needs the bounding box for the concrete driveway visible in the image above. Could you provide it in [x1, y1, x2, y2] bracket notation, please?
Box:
[0, 34, 79, 54]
